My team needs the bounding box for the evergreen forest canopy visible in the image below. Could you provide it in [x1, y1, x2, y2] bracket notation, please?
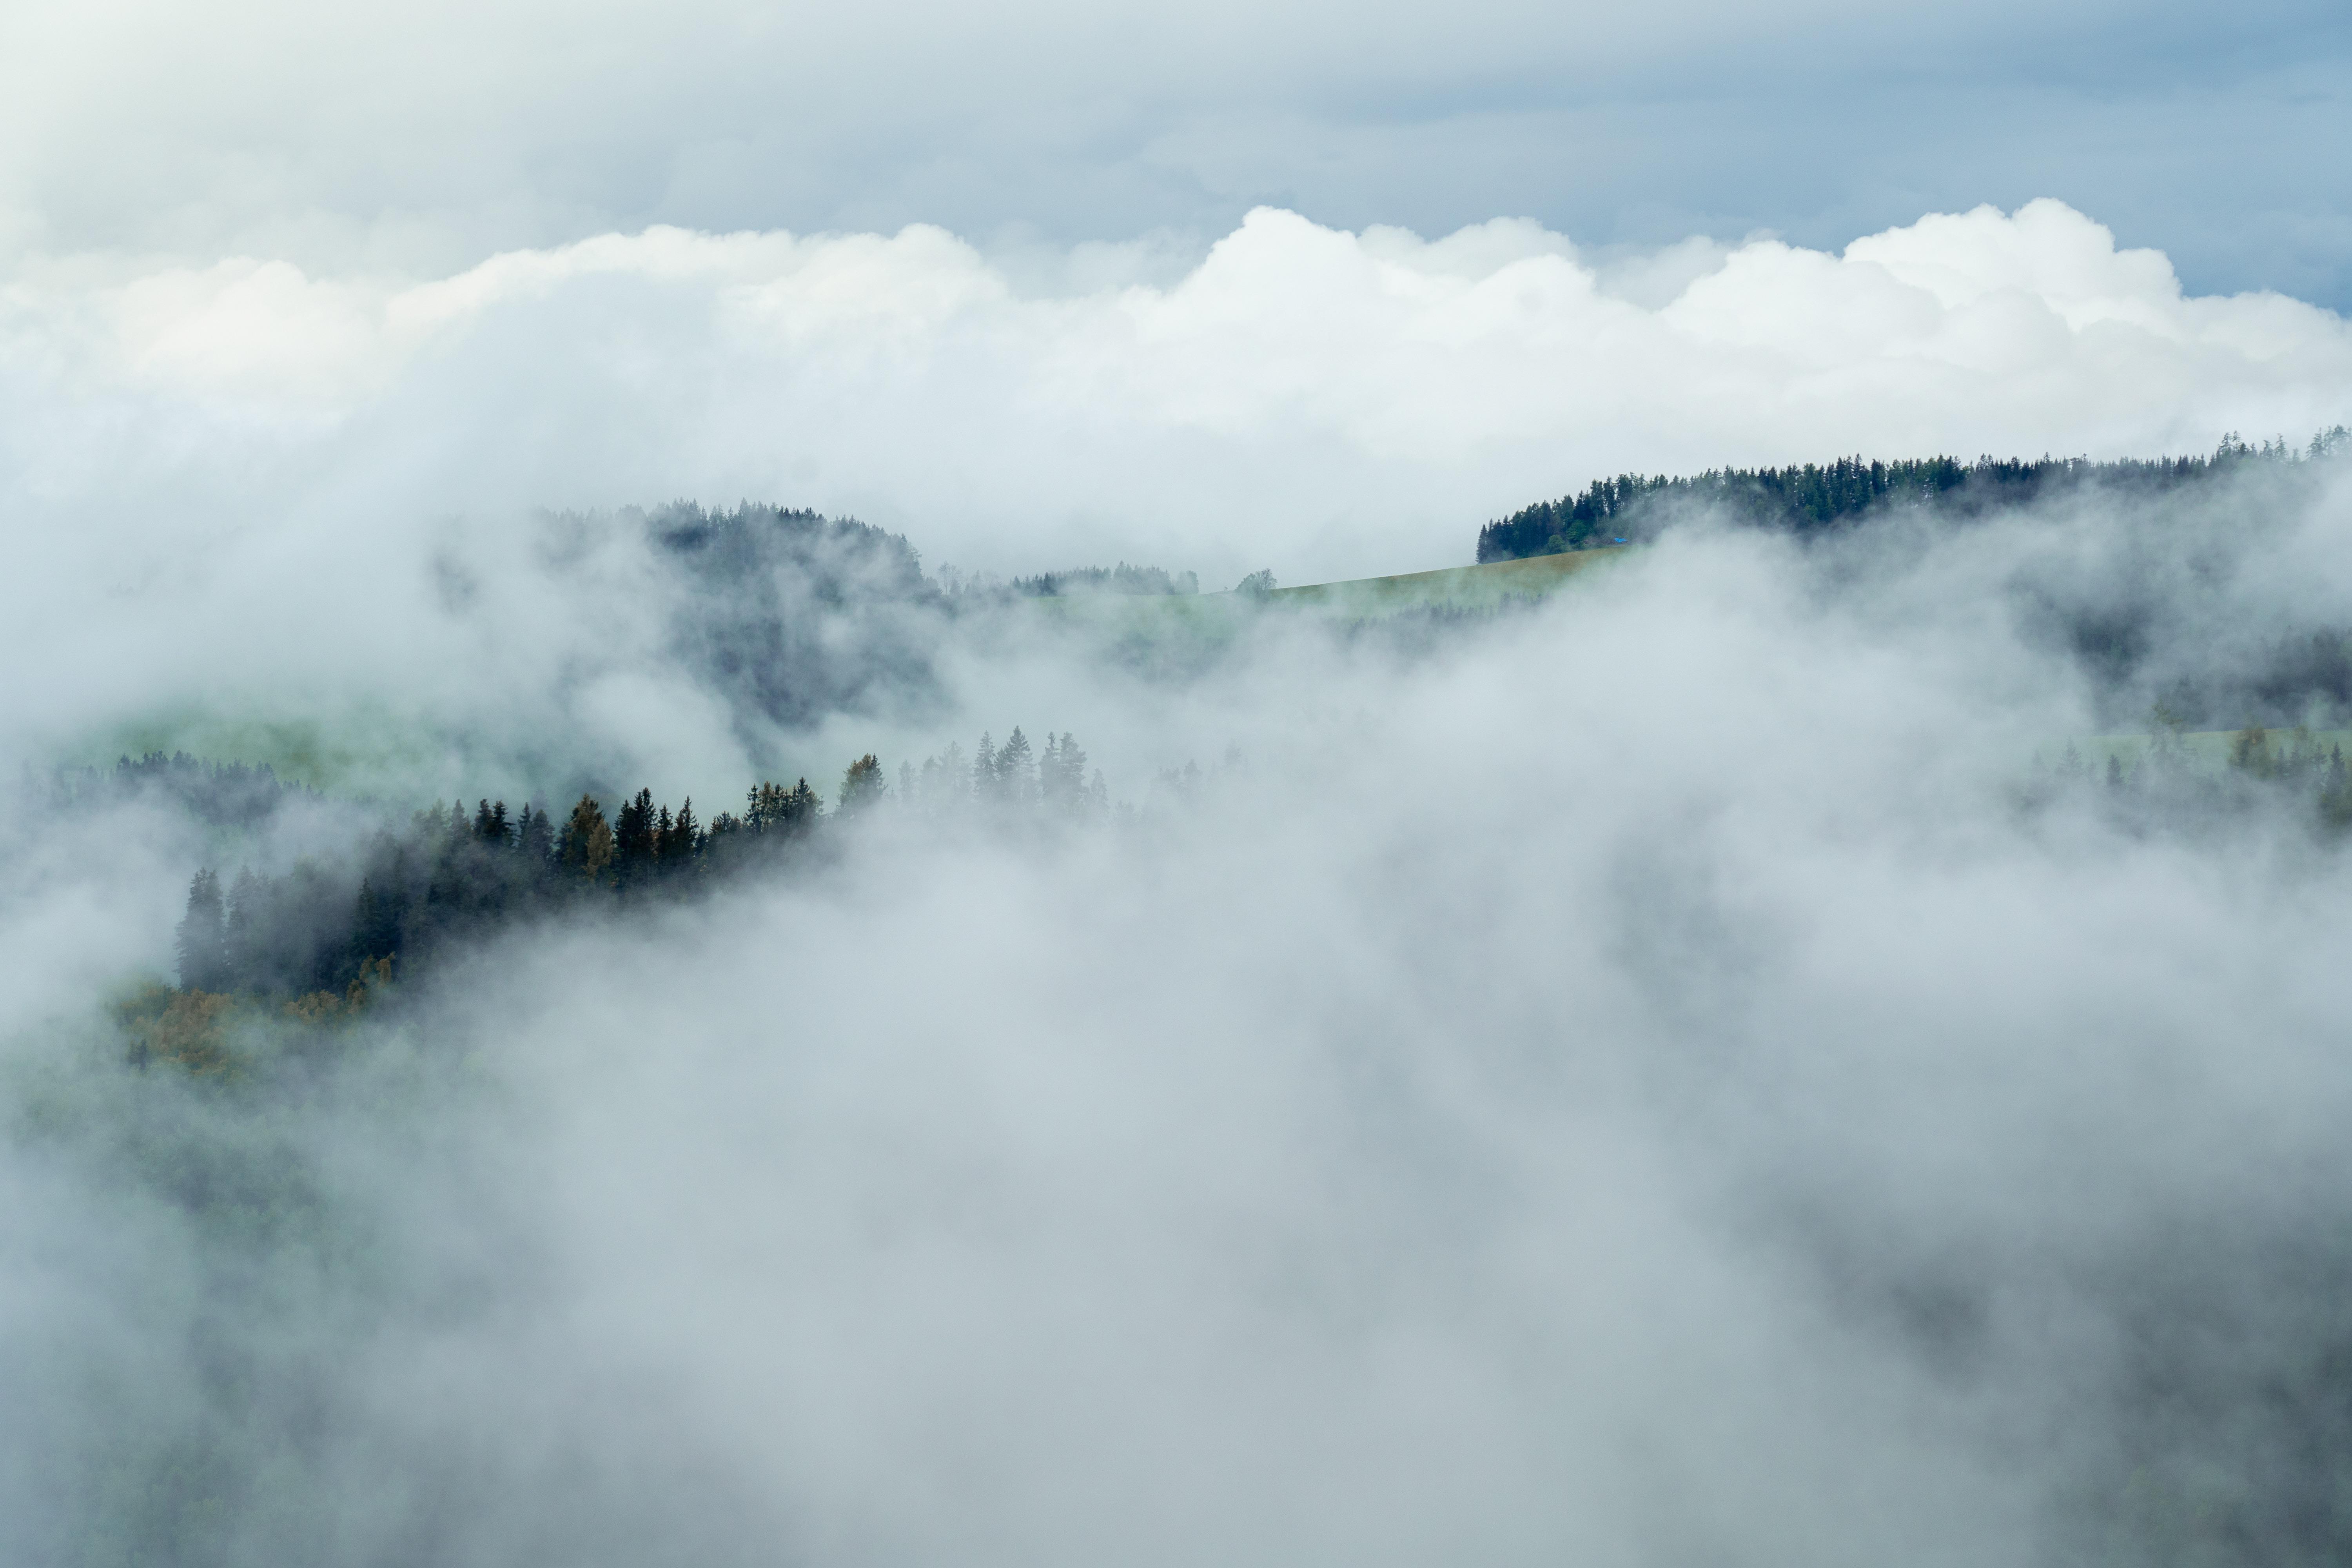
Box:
[1475, 430, 2352, 561]
[617, 501, 1209, 734]
[155, 727, 1110, 1044]
[54, 751, 323, 830]
[1009, 563, 1200, 597]
[100, 429, 2352, 1047]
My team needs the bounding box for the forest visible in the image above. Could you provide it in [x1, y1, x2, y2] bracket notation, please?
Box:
[116, 431, 2352, 1061]
[1475, 431, 2352, 561]
[151, 727, 1107, 1051]
[130, 704, 2352, 1076]
[1010, 563, 1200, 597]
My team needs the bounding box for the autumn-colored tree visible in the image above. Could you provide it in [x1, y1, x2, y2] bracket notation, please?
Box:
[559, 795, 615, 882]
[2229, 722, 2277, 779]
[838, 754, 886, 813]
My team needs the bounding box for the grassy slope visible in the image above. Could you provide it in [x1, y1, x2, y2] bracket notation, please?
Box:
[1030, 546, 1628, 629]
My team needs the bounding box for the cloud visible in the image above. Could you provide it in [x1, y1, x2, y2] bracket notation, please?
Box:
[0, 198, 2340, 800]
[4, 0, 2345, 309]
[5, 203, 2346, 581]
[9, 475, 2352, 1561]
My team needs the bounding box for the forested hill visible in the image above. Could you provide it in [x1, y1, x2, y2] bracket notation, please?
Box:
[1476, 432, 2350, 562]
[54, 751, 323, 829]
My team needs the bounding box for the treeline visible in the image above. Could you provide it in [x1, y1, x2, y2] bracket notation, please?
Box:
[53, 751, 321, 830]
[170, 729, 1108, 1002]
[1011, 563, 1200, 598]
[1476, 430, 2351, 561]
[2033, 720, 2352, 829]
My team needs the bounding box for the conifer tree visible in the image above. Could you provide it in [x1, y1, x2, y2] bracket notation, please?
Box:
[176, 869, 230, 991]
[1040, 731, 1089, 814]
[225, 866, 261, 988]
[351, 876, 404, 969]
[613, 788, 657, 881]
[560, 795, 615, 882]
[838, 755, 886, 813]
[517, 802, 556, 867]
[997, 727, 1034, 804]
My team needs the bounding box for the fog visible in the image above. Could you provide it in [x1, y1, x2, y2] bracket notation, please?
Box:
[3, 202, 2347, 780]
[5, 446, 2352, 1562]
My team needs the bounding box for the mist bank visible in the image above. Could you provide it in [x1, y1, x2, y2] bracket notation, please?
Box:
[7, 456, 2352, 1563]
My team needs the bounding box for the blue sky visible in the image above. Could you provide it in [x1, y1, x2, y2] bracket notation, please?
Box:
[4, 0, 2345, 305]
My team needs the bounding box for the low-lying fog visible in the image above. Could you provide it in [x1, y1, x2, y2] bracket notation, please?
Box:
[6, 454, 2352, 1565]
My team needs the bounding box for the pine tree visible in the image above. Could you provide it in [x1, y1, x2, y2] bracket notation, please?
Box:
[1040, 731, 1088, 815]
[839, 755, 886, 814]
[225, 866, 261, 989]
[613, 788, 657, 881]
[997, 727, 1034, 804]
[175, 869, 230, 991]
[560, 795, 615, 883]
[973, 733, 998, 799]
[666, 797, 700, 869]
[351, 876, 403, 970]
[517, 802, 557, 868]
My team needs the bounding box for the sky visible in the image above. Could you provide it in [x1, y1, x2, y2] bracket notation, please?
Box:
[3, 0, 2347, 305]
[2, 0, 2347, 592]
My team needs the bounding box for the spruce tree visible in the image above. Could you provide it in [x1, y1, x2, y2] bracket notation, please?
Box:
[225, 867, 261, 989]
[175, 869, 230, 992]
[560, 795, 615, 883]
[997, 727, 1034, 804]
[838, 755, 886, 814]
[613, 788, 657, 881]
[517, 802, 557, 867]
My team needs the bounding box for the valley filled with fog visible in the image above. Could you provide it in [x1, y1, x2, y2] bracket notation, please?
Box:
[9, 435, 2352, 1563]
[6, 0, 2352, 1548]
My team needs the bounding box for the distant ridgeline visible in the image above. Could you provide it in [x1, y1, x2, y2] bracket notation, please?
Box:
[646, 502, 944, 728]
[54, 751, 322, 829]
[1475, 431, 2350, 562]
[637, 501, 1204, 725]
[1011, 563, 1200, 597]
